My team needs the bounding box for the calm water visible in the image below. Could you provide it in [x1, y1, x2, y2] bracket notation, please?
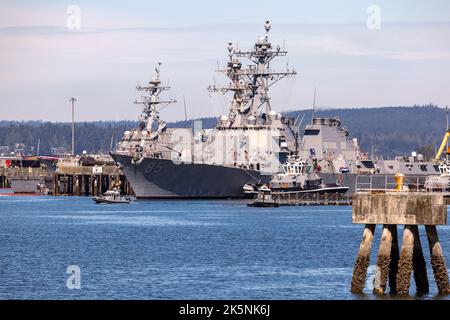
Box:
[0, 192, 449, 300]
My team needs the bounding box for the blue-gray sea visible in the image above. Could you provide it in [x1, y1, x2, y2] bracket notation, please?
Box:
[0, 191, 449, 300]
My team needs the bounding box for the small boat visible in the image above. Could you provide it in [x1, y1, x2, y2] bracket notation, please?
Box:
[247, 201, 279, 207]
[93, 189, 135, 204]
[247, 188, 279, 207]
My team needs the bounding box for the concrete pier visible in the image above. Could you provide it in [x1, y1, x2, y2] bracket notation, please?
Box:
[351, 192, 449, 296]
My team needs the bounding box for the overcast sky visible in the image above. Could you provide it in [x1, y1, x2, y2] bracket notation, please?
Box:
[1, 0, 450, 122]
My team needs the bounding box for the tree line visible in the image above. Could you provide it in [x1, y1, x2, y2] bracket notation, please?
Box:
[0, 104, 446, 159]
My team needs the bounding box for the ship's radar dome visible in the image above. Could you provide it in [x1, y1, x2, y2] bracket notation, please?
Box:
[265, 20, 271, 33]
[124, 131, 130, 135]
[411, 151, 417, 157]
[247, 115, 257, 124]
[269, 110, 277, 116]
[220, 115, 229, 122]
[142, 131, 148, 135]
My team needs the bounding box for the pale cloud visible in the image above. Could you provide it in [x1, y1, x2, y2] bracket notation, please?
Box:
[1, 21, 450, 122]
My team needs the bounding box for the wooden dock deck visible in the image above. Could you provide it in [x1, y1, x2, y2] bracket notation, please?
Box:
[249, 191, 352, 207]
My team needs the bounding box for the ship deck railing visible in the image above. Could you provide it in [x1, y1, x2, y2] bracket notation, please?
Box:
[270, 190, 352, 206]
[355, 175, 427, 193]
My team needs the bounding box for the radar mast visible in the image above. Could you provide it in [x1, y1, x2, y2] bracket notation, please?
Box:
[134, 62, 177, 140]
[209, 21, 297, 128]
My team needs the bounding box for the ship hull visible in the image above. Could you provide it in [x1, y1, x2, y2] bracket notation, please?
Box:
[111, 153, 272, 198]
[93, 197, 132, 204]
[112, 153, 434, 199]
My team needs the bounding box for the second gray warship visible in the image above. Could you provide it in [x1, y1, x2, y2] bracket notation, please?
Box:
[305, 117, 444, 193]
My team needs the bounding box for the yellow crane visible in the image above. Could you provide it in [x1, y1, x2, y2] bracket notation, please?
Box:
[436, 129, 450, 160]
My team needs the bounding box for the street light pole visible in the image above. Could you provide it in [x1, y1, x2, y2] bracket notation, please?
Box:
[69, 97, 77, 155]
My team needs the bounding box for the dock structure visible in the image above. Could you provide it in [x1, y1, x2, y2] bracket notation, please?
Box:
[0, 168, 9, 188]
[250, 190, 351, 206]
[0, 166, 51, 189]
[53, 165, 133, 196]
[351, 191, 450, 295]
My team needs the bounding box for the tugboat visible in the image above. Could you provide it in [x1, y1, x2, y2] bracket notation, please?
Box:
[244, 157, 349, 196]
[93, 188, 135, 204]
[247, 186, 279, 207]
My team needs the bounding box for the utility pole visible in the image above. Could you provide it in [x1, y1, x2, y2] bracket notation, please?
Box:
[69, 97, 77, 155]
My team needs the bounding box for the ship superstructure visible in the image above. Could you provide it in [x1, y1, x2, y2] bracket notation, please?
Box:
[115, 63, 180, 160]
[192, 20, 299, 174]
[301, 116, 441, 194]
[301, 117, 373, 175]
[208, 21, 297, 129]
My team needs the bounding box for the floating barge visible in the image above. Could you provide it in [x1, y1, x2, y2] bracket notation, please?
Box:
[248, 190, 352, 207]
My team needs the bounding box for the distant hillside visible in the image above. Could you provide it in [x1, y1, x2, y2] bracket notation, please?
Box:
[0, 105, 447, 159]
[0, 121, 137, 155]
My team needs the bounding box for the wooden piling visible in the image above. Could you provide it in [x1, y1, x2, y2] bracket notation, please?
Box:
[351, 224, 376, 293]
[352, 192, 449, 296]
[388, 225, 399, 293]
[425, 225, 450, 294]
[373, 225, 393, 294]
[396, 225, 415, 295]
[411, 225, 429, 294]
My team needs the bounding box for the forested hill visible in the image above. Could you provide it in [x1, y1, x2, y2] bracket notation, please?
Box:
[0, 105, 447, 159]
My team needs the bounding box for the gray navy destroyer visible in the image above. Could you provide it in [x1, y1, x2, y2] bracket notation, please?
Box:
[111, 21, 302, 198]
[111, 21, 444, 198]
